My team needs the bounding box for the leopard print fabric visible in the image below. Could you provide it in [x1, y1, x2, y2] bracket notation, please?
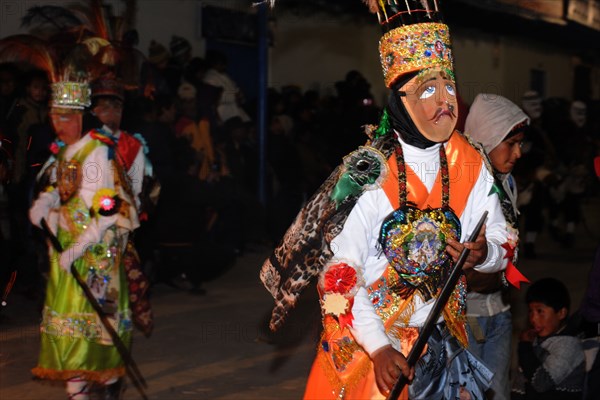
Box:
[260, 133, 397, 331]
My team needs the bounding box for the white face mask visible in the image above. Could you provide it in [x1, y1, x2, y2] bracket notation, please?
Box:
[570, 101, 587, 128]
[521, 94, 542, 120]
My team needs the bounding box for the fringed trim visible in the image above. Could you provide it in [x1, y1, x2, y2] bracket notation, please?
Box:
[388, 292, 416, 328]
[31, 366, 125, 383]
[442, 307, 468, 348]
[315, 343, 373, 398]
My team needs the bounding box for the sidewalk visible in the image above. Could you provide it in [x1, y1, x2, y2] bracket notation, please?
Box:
[1, 195, 598, 399]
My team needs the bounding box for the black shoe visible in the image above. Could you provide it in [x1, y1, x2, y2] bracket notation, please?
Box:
[87, 379, 124, 400]
[104, 379, 124, 400]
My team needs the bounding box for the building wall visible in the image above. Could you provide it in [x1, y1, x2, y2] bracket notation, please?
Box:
[269, 11, 388, 107]
[1, 0, 597, 106]
[450, 27, 587, 107]
[452, 28, 505, 105]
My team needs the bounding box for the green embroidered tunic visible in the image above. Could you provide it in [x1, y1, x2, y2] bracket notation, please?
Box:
[32, 134, 132, 382]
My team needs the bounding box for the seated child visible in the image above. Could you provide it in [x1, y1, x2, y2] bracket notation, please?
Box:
[512, 277, 586, 399]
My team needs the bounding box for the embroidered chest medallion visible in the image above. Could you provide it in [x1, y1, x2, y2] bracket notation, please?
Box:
[380, 207, 460, 287]
[379, 142, 461, 298]
[57, 159, 82, 203]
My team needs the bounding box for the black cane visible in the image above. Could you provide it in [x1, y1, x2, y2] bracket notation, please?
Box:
[40, 218, 149, 400]
[386, 211, 489, 400]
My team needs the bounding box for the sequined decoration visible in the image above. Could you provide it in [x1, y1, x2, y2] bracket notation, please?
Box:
[379, 22, 453, 88]
[57, 159, 82, 203]
[51, 81, 92, 109]
[330, 336, 361, 372]
[379, 143, 461, 300]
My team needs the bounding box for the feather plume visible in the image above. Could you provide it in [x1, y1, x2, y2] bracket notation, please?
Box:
[90, 0, 110, 39]
[0, 35, 57, 81]
[60, 43, 95, 82]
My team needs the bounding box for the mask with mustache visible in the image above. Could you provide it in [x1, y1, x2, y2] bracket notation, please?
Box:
[387, 72, 438, 149]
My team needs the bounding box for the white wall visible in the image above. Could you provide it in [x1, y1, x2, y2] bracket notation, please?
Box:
[133, 0, 204, 58]
[269, 11, 388, 107]
[452, 28, 505, 105]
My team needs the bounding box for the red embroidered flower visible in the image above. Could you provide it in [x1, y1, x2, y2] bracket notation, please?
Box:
[99, 195, 116, 211]
[323, 263, 357, 295]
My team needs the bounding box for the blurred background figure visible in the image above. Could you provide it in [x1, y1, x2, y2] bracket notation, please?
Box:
[203, 49, 250, 124]
[464, 93, 529, 400]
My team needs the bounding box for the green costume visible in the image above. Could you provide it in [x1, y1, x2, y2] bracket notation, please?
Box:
[31, 135, 132, 383]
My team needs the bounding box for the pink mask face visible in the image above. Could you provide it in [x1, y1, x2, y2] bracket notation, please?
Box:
[399, 69, 458, 142]
[50, 110, 82, 144]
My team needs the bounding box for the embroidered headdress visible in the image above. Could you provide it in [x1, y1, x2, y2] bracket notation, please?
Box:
[364, 0, 454, 87]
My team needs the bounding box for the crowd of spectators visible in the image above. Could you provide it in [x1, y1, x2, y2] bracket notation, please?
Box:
[1, 33, 599, 300]
[0, 35, 382, 299]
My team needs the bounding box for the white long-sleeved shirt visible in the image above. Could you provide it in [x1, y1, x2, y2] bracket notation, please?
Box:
[329, 135, 508, 356]
[30, 134, 119, 262]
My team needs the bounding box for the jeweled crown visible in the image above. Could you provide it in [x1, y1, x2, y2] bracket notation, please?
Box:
[51, 81, 92, 110]
[366, 0, 454, 87]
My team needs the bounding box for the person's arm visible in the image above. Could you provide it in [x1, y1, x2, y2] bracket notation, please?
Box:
[29, 188, 59, 228]
[128, 145, 145, 208]
[329, 190, 388, 353]
[331, 189, 412, 394]
[447, 165, 508, 272]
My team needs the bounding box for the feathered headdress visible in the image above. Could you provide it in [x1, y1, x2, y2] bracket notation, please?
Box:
[20, 0, 141, 90]
[0, 34, 92, 109]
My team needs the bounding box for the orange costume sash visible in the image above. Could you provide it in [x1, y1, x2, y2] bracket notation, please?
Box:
[304, 132, 483, 399]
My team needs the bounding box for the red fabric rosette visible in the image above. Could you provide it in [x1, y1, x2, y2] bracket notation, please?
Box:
[323, 262, 358, 295]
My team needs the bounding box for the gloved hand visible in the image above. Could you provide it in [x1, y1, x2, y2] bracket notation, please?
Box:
[29, 191, 59, 228]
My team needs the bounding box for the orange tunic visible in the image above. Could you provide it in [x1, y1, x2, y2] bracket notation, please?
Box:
[304, 132, 482, 399]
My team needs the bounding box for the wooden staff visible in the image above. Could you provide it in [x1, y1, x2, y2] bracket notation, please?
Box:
[40, 218, 148, 400]
[387, 211, 488, 400]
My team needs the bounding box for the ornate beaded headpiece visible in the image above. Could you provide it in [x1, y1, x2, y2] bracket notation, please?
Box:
[51, 81, 92, 109]
[364, 0, 454, 88]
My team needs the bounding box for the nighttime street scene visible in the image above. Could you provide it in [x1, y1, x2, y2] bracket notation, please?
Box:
[0, 0, 599, 399]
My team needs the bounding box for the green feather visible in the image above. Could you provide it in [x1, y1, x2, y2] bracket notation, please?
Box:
[374, 108, 391, 139]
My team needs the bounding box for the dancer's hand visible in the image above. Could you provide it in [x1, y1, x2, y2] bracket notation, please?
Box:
[446, 224, 488, 269]
[29, 192, 56, 227]
[372, 345, 414, 396]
